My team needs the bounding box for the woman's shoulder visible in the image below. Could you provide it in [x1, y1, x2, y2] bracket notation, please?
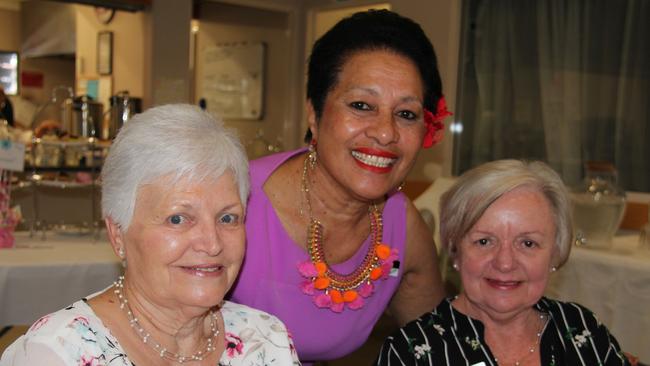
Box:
[537, 296, 601, 325]
[22, 299, 100, 339]
[219, 301, 299, 364]
[384, 298, 455, 344]
[221, 301, 290, 331]
[2, 299, 130, 365]
[377, 299, 456, 364]
[539, 298, 630, 364]
[249, 149, 306, 178]
[538, 297, 616, 345]
[248, 149, 307, 199]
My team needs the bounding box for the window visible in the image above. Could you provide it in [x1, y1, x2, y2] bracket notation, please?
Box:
[454, 0, 650, 192]
[0, 51, 19, 95]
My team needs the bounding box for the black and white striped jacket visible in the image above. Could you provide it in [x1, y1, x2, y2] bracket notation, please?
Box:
[376, 297, 630, 366]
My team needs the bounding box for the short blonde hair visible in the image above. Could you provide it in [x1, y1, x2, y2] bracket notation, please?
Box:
[439, 160, 573, 267]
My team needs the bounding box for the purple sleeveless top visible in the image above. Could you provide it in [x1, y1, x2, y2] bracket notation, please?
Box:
[229, 149, 407, 363]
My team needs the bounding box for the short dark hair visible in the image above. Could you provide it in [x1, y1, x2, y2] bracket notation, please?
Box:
[304, 9, 443, 142]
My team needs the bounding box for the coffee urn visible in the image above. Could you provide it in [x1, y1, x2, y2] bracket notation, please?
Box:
[62, 95, 104, 138]
[103, 91, 142, 140]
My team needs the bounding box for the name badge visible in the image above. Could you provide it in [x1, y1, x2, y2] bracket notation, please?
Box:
[389, 260, 400, 277]
[0, 140, 25, 172]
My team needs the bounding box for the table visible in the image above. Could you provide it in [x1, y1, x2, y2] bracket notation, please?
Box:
[546, 232, 650, 363]
[0, 231, 121, 326]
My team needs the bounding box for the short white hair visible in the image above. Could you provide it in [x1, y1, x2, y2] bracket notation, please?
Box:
[101, 104, 249, 230]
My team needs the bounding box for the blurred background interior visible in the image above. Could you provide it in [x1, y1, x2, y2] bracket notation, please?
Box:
[0, 0, 648, 364]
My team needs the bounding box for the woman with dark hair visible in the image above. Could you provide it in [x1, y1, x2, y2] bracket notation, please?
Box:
[229, 9, 451, 364]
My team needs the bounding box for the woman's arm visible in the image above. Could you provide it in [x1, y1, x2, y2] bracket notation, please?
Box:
[1, 341, 69, 366]
[387, 200, 445, 326]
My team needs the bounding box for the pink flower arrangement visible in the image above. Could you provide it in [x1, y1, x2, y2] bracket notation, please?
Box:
[0, 192, 20, 249]
[0, 228, 14, 249]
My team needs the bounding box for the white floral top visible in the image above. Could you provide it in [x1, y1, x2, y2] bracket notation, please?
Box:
[0, 299, 300, 366]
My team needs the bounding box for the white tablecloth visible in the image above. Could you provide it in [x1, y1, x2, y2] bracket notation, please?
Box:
[0, 231, 121, 326]
[546, 232, 650, 362]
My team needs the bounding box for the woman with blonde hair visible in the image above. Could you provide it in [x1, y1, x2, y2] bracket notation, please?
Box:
[377, 159, 629, 365]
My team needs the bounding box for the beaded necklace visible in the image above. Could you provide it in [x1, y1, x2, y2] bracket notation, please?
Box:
[297, 152, 398, 312]
[113, 276, 220, 363]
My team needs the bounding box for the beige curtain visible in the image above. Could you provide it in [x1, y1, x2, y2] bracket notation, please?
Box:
[461, 0, 650, 191]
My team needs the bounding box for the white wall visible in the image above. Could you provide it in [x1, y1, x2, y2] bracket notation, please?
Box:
[195, 1, 300, 152]
[0, 5, 20, 50]
[76, 5, 146, 100]
[392, 0, 461, 180]
[5, 0, 461, 181]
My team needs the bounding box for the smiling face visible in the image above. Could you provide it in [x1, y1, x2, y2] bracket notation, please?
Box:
[455, 187, 558, 320]
[109, 171, 245, 312]
[307, 49, 426, 201]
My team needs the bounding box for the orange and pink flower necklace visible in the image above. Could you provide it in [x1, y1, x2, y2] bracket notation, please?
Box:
[297, 151, 398, 312]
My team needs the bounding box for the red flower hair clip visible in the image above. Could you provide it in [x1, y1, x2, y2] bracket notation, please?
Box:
[422, 95, 453, 148]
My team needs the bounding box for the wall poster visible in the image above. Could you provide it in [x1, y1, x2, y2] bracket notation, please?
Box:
[200, 42, 265, 120]
[97, 31, 113, 76]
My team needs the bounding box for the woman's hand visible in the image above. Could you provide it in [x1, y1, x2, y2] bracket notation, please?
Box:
[34, 120, 64, 138]
[624, 352, 639, 366]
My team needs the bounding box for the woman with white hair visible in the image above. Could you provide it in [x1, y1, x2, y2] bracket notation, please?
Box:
[376, 159, 629, 365]
[1, 104, 299, 365]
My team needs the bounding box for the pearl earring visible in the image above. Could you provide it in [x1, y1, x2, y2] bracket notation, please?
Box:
[452, 263, 459, 270]
[550, 266, 557, 272]
[118, 248, 125, 258]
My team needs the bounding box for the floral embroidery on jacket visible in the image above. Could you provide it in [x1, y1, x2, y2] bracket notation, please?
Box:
[464, 336, 481, 351]
[573, 330, 592, 347]
[432, 324, 445, 336]
[413, 344, 432, 359]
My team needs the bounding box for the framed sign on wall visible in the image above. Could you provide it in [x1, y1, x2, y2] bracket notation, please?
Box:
[97, 31, 113, 75]
[200, 42, 265, 120]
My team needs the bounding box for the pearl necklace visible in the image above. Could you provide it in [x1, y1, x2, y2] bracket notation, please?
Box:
[493, 313, 547, 366]
[113, 276, 220, 363]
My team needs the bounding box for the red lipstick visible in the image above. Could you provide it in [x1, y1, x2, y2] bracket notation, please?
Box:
[352, 148, 397, 174]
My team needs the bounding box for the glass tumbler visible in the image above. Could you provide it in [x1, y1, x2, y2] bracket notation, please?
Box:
[571, 161, 626, 250]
